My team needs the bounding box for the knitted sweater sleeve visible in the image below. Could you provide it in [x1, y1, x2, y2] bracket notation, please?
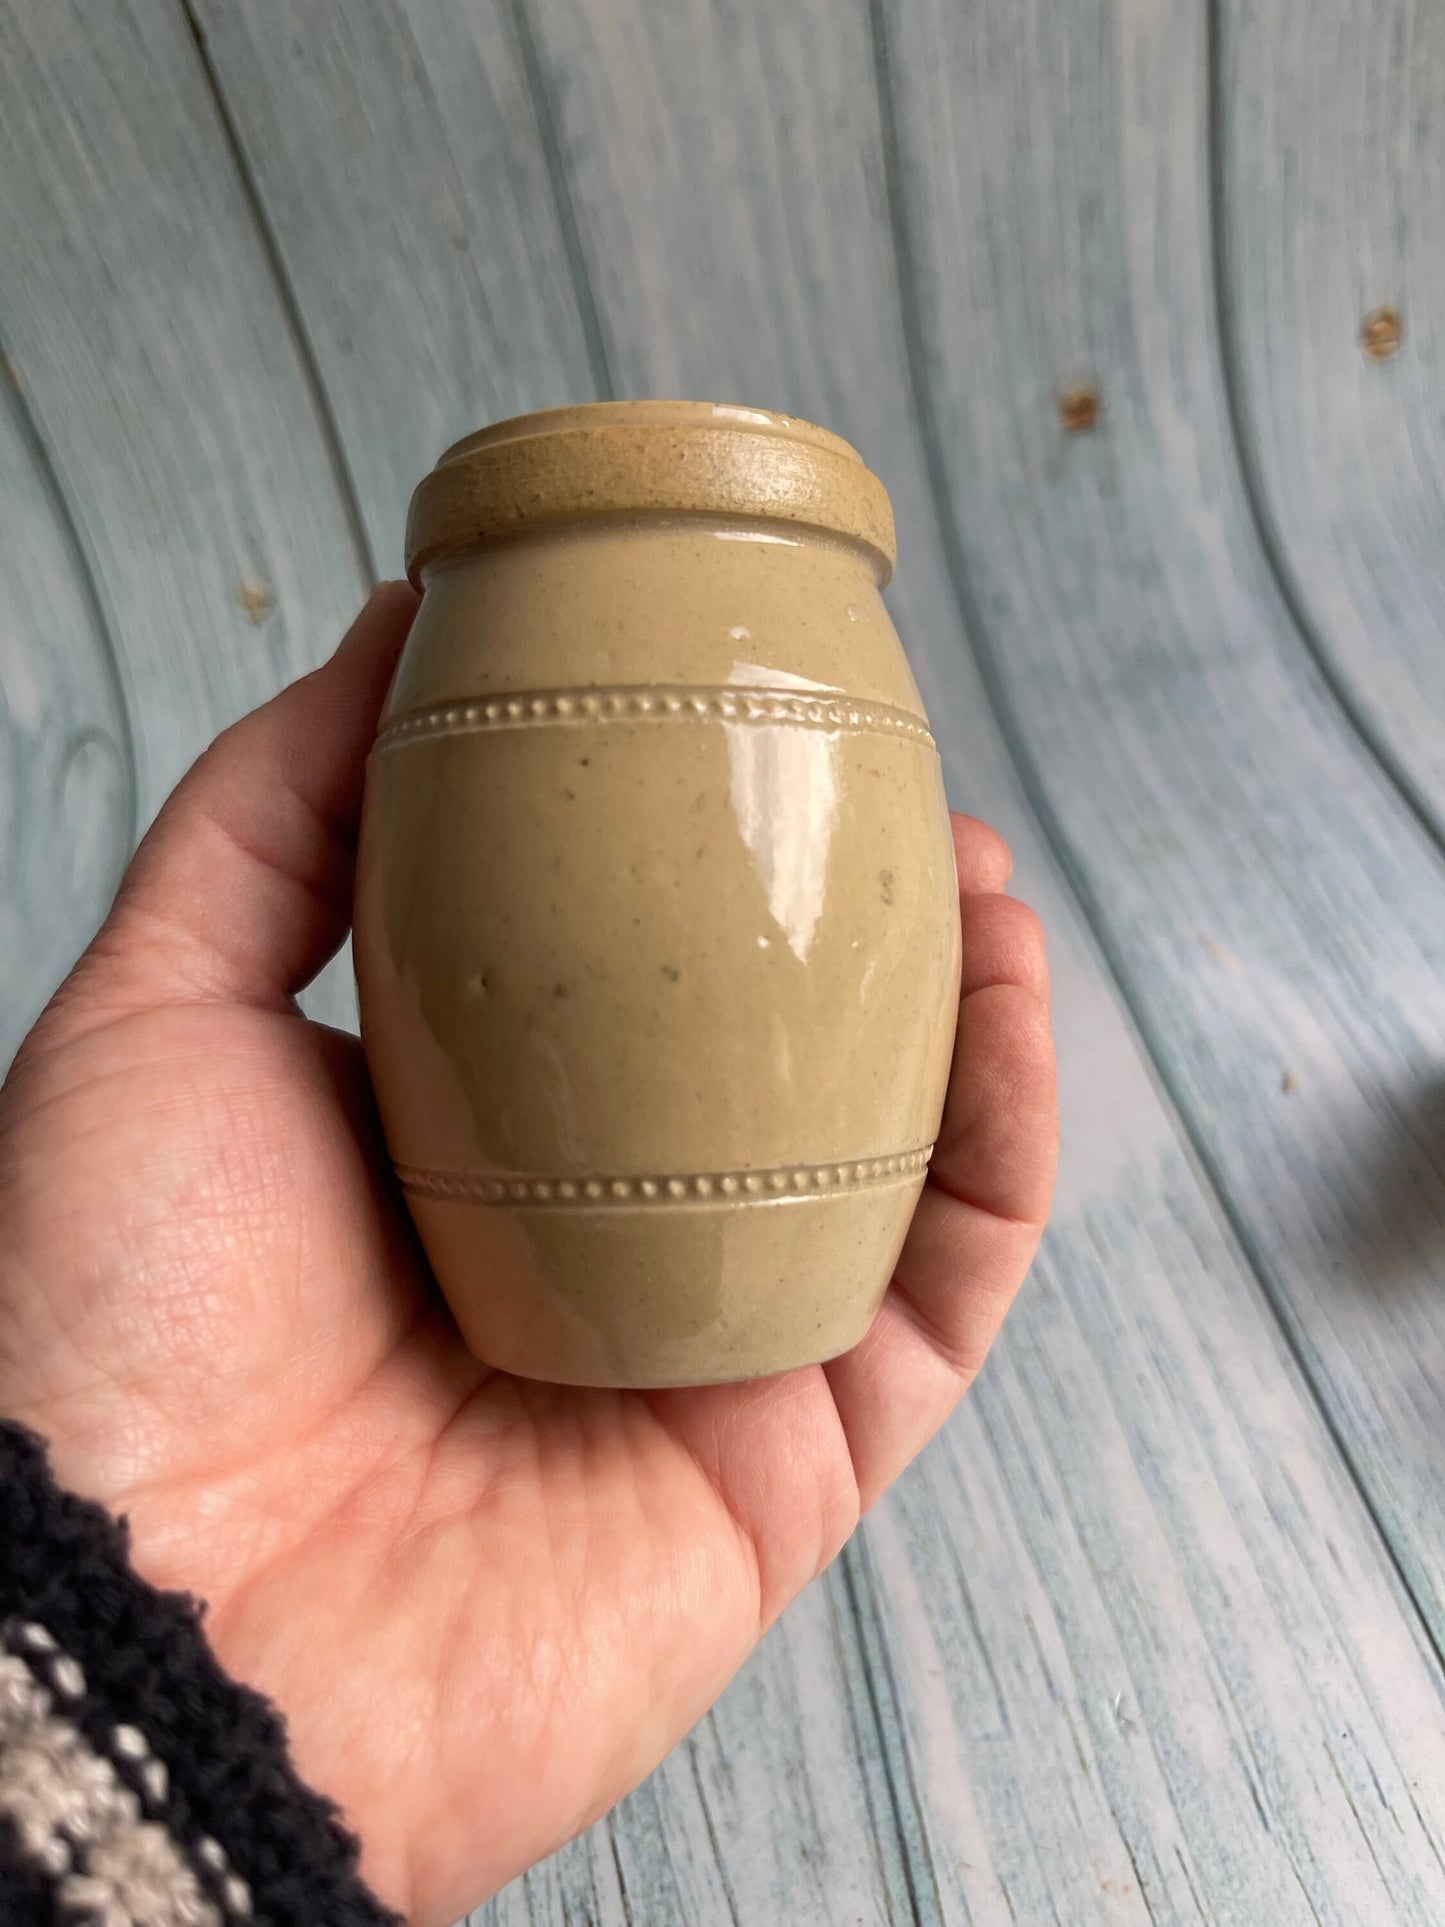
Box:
[0, 1422, 403, 1927]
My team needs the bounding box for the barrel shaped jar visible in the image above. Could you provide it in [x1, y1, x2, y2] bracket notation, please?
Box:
[354, 402, 961, 1387]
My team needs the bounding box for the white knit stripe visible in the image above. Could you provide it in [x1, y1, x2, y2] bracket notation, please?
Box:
[0, 1632, 223, 1926]
[59, 1824, 223, 1927]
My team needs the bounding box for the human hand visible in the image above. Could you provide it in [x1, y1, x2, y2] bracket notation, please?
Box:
[0, 585, 1055, 1925]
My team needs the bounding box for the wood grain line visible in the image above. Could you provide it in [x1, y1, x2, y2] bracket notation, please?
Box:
[0, 353, 137, 857]
[506, 0, 616, 398]
[178, 0, 377, 586]
[839, 1544, 937, 1927]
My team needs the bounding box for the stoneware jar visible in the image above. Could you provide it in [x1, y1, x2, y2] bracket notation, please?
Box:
[354, 401, 961, 1387]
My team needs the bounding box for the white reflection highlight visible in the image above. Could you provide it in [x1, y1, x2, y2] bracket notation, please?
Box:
[709, 404, 782, 428]
[728, 659, 833, 695]
[725, 720, 837, 963]
[710, 528, 803, 546]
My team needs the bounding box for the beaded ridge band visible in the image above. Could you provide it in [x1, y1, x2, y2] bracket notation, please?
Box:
[374, 686, 935, 754]
[396, 1146, 933, 1209]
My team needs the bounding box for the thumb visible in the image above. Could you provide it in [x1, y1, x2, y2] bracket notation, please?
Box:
[57, 581, 417, 1029]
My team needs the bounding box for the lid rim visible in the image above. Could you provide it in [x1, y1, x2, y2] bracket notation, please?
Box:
[406, 406, 896, 587]
[435, 399, 866, 467]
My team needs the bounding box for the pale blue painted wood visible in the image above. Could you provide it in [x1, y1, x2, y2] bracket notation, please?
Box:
[0, 374, 132, 1067]
[0, 0, 369, 1031]
[2, 0, 1445, 1921]
[876, 0, 1445, 1656]
[185, 0, 600, 575]
[1218, 0, 1445, 840]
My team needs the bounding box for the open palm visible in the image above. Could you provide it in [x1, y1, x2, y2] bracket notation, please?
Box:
[0, 586, 1055, 1926]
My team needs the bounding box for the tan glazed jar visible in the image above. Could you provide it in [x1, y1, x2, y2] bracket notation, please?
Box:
[354, 402, 961, 1387]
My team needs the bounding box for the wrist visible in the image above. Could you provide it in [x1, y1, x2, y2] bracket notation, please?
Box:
[0, 1421, 402, 1927]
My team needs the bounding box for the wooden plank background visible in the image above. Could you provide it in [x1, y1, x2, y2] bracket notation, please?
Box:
[2, 1, 1443, 1922]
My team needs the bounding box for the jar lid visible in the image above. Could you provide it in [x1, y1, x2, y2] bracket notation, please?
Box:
[404, 401, 896, 585]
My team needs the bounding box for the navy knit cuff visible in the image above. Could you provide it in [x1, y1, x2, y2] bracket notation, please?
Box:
[0, 1422, 403, 1926]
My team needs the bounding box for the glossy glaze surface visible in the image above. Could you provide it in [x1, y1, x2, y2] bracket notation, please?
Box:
[355, 404, 960, 1385]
